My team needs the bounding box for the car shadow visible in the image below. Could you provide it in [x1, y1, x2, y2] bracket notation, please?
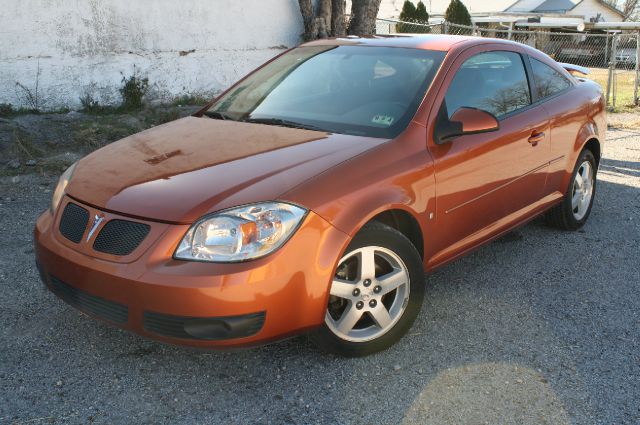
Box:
[599, 157, 640, 178]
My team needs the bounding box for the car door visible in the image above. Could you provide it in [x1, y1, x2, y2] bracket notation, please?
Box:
[426, 45, 551, 265]
[526, 54, 592, 195]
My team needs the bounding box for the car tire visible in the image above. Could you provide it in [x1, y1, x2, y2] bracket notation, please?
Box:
[546, 149, 597, 230]
[310, 222, 425, 357]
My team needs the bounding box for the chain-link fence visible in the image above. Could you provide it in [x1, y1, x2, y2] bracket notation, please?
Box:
[376, 18, 640, 109]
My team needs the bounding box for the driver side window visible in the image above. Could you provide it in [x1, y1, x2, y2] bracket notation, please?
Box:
[445, 51, 531, 119]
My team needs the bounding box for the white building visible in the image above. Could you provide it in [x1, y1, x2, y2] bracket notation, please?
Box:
[507, 0, 625, 22]
[377, 0, 625, 26]
[0, 0, 305, 110]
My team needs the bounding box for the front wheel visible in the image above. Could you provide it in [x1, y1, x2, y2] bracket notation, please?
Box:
[546, 149, 597, 230]
[310, 222, 425, 357]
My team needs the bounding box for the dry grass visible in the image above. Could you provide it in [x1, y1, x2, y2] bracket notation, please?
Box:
[583, 68, 640, 128]
[585, 68, 638, 111]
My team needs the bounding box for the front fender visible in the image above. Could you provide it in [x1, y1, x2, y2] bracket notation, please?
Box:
[281, 122, 436, 259]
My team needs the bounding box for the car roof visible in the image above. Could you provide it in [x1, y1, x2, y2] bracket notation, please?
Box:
[301, 34, 519, 52]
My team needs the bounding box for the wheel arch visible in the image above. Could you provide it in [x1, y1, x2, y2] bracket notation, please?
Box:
[366, 209, 425, 260]
[583, 137, 601, 166]
[560, 121, 602, 193]
[339, 201, 427, 262]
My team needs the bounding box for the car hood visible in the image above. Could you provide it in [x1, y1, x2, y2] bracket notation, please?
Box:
[66, 116, 388, 223]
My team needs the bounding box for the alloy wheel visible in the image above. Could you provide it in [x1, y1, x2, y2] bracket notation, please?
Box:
[571, 160, 594, 221]
[325, 246, 410, 342]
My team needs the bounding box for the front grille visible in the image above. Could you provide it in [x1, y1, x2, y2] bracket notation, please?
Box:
[59, 203, 89, 243]
[143, 311, 265, 340]
[93, 220, 150, 256]
[49, 275, 128, 324]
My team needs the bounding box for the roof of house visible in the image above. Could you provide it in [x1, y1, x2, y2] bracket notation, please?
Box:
[582, 0, 625, 17]
[508, 0, 625, 16]
[533, 0, 576, 12]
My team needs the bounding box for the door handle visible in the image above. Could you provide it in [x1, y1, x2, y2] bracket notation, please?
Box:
[528, 131, 545, 146]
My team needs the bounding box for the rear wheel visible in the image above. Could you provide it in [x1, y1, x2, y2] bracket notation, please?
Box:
[310, 222, 425, 357]
[546, 149, 597, 230]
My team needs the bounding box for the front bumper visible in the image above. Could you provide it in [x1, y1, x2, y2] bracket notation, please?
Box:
[34, 197, 349, 348]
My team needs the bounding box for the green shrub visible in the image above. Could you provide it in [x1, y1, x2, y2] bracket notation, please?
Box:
[445, 0, 472, 27]
[397, 1, 417, 33]
[119, 69, 149, 110]
[415, 2, 429, 22]
[397, 1, 432, 33]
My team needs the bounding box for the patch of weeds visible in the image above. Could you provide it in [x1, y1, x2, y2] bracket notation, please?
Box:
[0, 103, 67, 117]
[80, 93, 105, 113]
[172, 94, 211, 107]
[70, 118, 140, 152]
[144, 108, 181, 126]
[119, 68, 149, 110]
[15, 60, 44, 113]
[11, 130, 43, 159]
[0, 103, 14, 117]
[79, 94, 119, 115]
[71, 126, 103, 150]
[49, 107, 71, 114]
[8, 104, 39, 115]
[15, 82, 42, 113]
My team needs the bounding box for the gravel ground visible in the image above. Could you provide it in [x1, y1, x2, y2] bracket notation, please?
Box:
[0, 128, 638, 425]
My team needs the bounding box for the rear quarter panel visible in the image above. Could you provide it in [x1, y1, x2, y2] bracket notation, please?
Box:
[541, 78, 605, 196]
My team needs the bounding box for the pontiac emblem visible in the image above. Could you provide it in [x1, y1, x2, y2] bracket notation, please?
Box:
[86, 214, 105, 242]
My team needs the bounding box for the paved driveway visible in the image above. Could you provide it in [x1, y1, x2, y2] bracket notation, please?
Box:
[1, 129, 638, 424]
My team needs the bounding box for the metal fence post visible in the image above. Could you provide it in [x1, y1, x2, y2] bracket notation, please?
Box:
[635, 31, 640, 106]
[606, 33, 617, 108]
[613, 34, 618, 109]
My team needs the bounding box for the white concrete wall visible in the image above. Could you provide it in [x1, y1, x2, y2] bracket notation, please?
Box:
[0, 0, 305, 110]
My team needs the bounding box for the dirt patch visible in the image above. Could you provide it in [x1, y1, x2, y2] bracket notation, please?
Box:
[608, 111, 640, 129]
[0, 106, 200, 176]
[2, 107, 638, 177]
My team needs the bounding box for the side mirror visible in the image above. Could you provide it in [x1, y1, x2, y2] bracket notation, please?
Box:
[434, 106, 499, 145]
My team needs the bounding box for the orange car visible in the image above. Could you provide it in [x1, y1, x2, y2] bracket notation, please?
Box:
[35, 35, 605, 356]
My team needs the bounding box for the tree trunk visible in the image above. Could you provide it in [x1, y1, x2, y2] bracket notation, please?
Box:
[347, 0, 382, 35]
[299, 0, 333, 40]
[298, 0, 380, 40]
[298, 0, 316, 41]
[331, 0, 346, 36]
[317, 0, 331, 38]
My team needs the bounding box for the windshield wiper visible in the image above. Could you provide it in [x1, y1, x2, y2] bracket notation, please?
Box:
[242, 117, 323, 131]
[203, 110, 233, 121]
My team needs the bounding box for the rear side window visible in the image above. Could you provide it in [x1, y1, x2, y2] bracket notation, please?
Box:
[445, 51, 531, 119]
[530, 58, 572, 99]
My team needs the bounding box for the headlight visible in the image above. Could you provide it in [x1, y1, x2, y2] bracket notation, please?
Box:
[174, 202, 307, 262]
[51, 162, 77, 213]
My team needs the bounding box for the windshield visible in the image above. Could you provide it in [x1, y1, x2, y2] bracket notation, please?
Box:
[205, 45, 445, 138]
